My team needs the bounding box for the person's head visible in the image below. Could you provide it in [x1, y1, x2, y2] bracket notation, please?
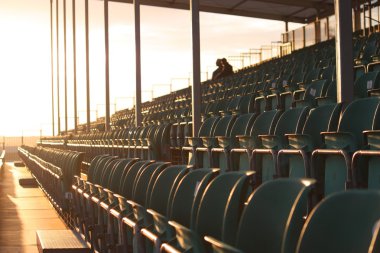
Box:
[221, 58, 228, 65]
[216, 58, 222, 67]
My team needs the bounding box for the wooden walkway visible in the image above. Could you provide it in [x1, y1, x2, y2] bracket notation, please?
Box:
[0, 162, 67, 253]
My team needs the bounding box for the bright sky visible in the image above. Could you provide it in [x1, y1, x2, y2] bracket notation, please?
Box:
[0, 0, 302, 136]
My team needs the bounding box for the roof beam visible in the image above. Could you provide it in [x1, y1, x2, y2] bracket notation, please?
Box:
[110, 0, 306, 23]
[247, 0, 331, 10]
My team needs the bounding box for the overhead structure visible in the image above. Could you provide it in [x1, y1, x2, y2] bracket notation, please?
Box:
[53, 0, 365, 134]
[110, 0, 366, 23]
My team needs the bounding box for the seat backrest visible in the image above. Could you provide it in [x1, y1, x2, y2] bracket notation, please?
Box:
[92, 156, 117, 185]
[235, 178, 315, 253]
[227, 96, 242, 112]
[302, 103, 342, 148]
[212, 114, 236, 137]
[338, 97, 380, 147]
[230, 113, 257, 138]
[296, 190, 380, 253]
[169, 168, 219, 228]
[273, 107, 309, 146]
[238, 94, 255, 113]
[108, 158, 138, 193]
[132, 162, 170, 206]
[302, 79, 328, 104]
[148, 165, 190, 216]
[87, 155, 109, 182]
[119, 160, 154, 199]
[354, 71, 380, 98]
[249, 110, 283, 146]
[195, 172, 253, 245]
[198, 116, 220, 137]
[99, 159, 120, 187]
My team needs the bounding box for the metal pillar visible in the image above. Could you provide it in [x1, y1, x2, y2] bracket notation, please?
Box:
[104, 0, 111, 131]
[85, 0, 91, 133]
[134, 0, 142, 127]
[56, 0, 61, 135]
[354, 0, 361, 32]
[72, 0, 78, 133]
[315, 19, 321, 44]
[50, 0, 55, 136]
[191, 0, 201, 137]
[334, 0, 354, 105]
[64, 0, 68, 134]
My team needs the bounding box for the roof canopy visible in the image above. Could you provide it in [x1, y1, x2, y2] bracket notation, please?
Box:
[111, 0, 364, 23]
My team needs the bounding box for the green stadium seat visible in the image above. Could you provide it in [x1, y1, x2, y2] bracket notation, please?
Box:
[296, 190, 380, 253]
[293, 79, 329, 108]
[354, 71, 380, 98]
[204, 178, 316, 253]
[251, 107, 309, 184]
[230, 109, 282, 172]
[196, 114, 236, 168]
[311, 97, 380, 200]
[182, 116, 220, 167]
[277, 104, 341, 178]
[161, 171, 254, 253]
[211, 113, 257, 171]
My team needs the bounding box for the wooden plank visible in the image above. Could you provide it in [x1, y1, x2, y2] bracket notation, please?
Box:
[36, 230, 90, 253]
[0, 163, 68, 252]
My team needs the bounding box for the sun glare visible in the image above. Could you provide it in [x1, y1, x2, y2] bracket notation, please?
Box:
[0, 0, 287, 137]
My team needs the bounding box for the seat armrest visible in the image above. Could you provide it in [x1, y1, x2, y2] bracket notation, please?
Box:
[321, 131, 357, 151]
[363, 130, 380, 149]
[285, 134, 314, 151]
[114, 194, 132, 213]
[104, 188, 115, 203]
[236, 135, 256, 149]
[204, 236, 244, 253]
[127, 200, 147, 223]
[94, 184, 106, 199]
[368, 88, 380, 97]
[187, 137, 202, 147]
[168, 221, 205, 252]
[258, 134, 281, 149]
[147, 209, 174, 239]
[74, 175, 83, 187]
[217, 136, 236, 149]
[201, 136, 218, 148]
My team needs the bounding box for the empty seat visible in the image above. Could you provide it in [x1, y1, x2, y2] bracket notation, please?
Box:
[211, 113, 257, 171]
[230, 109, 282, 171]
[161, 171, 254, 253]
[296, 190, 380, 253]
[251, 106, 309, 184]
[311, 97, 380, 199]
[205, 178, 316, 253]
[278, 103, 341, 178]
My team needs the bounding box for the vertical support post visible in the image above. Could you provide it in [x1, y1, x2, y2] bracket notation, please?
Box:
[315, 19, 321, 44]
[364, 3, 367, 36]
[302, 26, 306, 48]
[335, 0, 354, 105]
[326, 16, 330, 40]
[56, 0, 61, 135]
[104, 0, 111, 131]
[85, 0, 91, 133]
[354, 0, 361, 32]
[292, 30, 295, 50]
[72, 0, 78, 133]
[50, 0, 55, 136]
[63, 0, 68, 134]
[134, 0, 142, 127]
[368, 0, 372, 34]
[190, 0, 201, 137]
[284, 21, 289, 43]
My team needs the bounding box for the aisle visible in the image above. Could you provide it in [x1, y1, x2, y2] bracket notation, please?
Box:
[0, 162, 67, 253]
